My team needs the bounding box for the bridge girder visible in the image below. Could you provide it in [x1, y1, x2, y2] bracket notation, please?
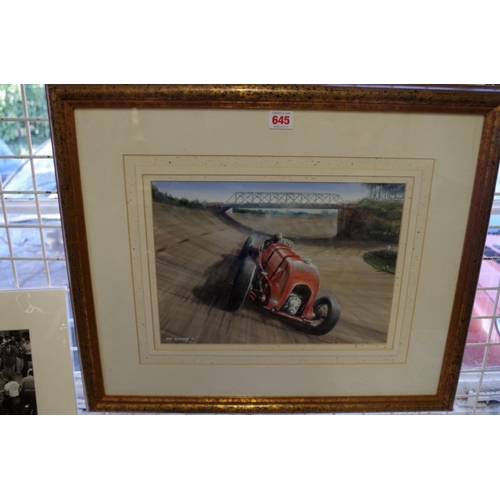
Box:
[222, 192, 344, 210]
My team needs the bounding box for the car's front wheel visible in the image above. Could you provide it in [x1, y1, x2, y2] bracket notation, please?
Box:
[227, 257, 256, 312]
[238, 235, 255, 259]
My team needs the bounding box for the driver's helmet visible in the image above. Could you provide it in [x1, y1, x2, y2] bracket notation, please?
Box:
[272, 232, 283, 243]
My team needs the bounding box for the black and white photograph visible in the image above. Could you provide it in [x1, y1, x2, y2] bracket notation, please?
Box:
[0, 329, 37, 415]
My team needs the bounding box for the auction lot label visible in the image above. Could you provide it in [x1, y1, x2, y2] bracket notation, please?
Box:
[269, 111, 294, 129]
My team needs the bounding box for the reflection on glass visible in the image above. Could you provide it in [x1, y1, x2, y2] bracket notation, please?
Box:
[2, 140, 53, 194]
[477, 257, 500, 290]
[72, 350, 81, 372]
[4, 196, 38, 225]
[0, 84, 23, 117]
[48, 260, 68, 287]
[485, 320, 500, 369]
[467, 316, 492, 345]
[0, 227, 10, 257]
[479, 370, 500, 395]
[10, 227, 43, 257]
[14, 260, 47, 288]
[0, 121, 29, 156]
[485, 346, 500, 370]
[0, 139, 20, 183]
[462, 345, 486, 370]
[4, 167, 35, 193]
[29, 121, 50, 150]
[489, 165, 500, 233]
[43, 228, 64, 258]
[472, 288, 497, 318]
[25, 84, 48, 117]
[0, 260, 15, 288]
[38, 195, 60, 225]
[34, 158, 56, 192]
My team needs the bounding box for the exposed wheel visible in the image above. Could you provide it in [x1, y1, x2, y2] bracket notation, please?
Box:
[303, 295, 341, 335]
[238, 235, 255, 259]
[227, 257, 256, 312]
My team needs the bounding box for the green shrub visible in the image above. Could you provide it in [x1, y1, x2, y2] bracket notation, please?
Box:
[363, 249, 398, 274]
[339, 199, 402, 243]
[151, 185, 205, 210]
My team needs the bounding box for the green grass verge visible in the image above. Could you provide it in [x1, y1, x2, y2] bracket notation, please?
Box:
[363, 249, 397, 274]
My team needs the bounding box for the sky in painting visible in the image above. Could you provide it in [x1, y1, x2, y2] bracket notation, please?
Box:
[153, 181, 378, 203]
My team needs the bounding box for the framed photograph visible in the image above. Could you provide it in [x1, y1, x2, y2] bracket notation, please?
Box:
[47, 85, 500, 413]
[0, 289, 77, 415]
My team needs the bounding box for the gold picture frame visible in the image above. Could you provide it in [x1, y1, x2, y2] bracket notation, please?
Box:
[48, 84, 500, 413]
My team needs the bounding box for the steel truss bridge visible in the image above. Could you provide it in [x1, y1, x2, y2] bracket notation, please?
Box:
[222, 192, 344, 210]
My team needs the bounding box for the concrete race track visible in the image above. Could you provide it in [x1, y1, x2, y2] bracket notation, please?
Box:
[153, 202, 394, 344]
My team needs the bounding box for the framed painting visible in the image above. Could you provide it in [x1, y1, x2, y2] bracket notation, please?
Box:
[47, 84, 500, 413]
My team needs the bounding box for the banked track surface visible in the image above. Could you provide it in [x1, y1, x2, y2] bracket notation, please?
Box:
[153, 203, 394, 344]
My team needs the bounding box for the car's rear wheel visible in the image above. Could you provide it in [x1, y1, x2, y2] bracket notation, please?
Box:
[227, 257, 256, 312]
[303, 295, 341, 335]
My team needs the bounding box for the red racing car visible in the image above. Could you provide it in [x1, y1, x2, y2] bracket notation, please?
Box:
[227, 233, 341, 335]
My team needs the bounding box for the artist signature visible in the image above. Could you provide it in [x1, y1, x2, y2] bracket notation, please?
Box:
[164, 335, 196, 343]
